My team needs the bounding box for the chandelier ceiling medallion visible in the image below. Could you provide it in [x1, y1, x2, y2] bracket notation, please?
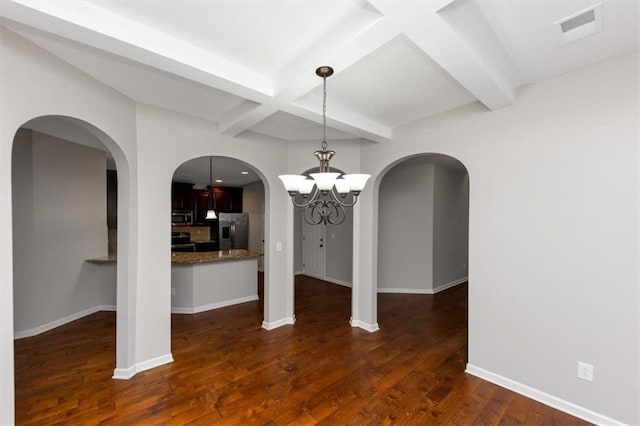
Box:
[279, 66, 370, 226]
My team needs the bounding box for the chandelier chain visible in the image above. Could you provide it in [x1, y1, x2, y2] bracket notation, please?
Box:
[321, 75, 327, 151]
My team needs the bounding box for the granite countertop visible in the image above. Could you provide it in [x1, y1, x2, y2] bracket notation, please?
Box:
[171, 249, 262, 265]
[86, 250, 262, 265]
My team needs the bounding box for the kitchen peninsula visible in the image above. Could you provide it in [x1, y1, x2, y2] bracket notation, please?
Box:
[87, 249, 262, 314]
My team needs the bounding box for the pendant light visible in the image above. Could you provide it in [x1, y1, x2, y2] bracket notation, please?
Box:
[279, 66, 370, 225]
[205, 156, 217, 220]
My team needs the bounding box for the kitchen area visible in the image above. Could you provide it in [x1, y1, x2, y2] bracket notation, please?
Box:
[170, 182, 248, 253]
[89, 156, 265, 314]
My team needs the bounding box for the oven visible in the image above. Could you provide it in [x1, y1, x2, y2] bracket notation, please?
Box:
[171, 232, 195, 252]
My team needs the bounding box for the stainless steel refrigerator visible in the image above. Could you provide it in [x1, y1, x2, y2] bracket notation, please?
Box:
[218, 213, 249, 250]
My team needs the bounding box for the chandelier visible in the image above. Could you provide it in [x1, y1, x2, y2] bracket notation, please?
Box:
[279, 66, 370, 225]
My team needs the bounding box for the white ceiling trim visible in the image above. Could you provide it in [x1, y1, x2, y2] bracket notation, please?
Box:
[369, 0, 516, 110]
[1, 0, 273, 102]
[282, 103, 391, 144]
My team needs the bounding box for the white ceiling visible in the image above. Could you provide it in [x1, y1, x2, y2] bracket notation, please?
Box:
[1, 0, 638, 147]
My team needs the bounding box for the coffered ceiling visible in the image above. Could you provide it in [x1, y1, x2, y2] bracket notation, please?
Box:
[1, 0, 638, 144]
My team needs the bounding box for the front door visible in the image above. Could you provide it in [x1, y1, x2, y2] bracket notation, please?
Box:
[302, 220, 325, 279]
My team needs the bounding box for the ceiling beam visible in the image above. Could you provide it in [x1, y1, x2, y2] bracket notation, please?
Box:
[368, 0, 516, 110]
[282, 104, 391, 144]
[218, 14, 400, 143]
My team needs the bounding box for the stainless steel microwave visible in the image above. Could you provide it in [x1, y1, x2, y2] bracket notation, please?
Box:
[171, 210, 193, 226]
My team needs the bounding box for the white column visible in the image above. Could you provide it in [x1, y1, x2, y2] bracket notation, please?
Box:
[262, 183, 295, 329]
[351, 186, 379, 332]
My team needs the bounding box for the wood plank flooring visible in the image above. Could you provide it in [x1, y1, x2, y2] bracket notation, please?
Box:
[14, 275, 590, 425]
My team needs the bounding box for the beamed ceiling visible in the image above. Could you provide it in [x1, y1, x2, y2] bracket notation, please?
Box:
[1, 0, 638, 145]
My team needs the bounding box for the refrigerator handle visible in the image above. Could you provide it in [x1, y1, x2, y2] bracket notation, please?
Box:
[230, 222, 236, 248]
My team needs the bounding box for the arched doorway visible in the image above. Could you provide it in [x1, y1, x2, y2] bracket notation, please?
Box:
[375, 152, 469, 352]
[11, 115, 131, 421]
[169, 155, 267, 351]
[291, 167, 354, 325]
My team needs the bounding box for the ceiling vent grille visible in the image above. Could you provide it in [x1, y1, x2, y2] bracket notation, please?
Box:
[554, 3, 603, 46]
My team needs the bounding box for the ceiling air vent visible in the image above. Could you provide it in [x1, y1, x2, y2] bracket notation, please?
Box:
[554, 3, 603, 46]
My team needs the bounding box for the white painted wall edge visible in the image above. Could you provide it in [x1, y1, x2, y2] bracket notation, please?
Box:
[295, 272, 352, 288]
[350, 319, 380, 333]
[465, 364, 624, 426]
[378, 277, 468, 295]
[171, 295, 259, 314]
[262, 317, 296, 330]
[13, 304, 116, 339]
[112, 354, 174, 380]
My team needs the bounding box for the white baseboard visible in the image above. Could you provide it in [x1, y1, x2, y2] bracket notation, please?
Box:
[14, 304, 116, 339]
[295, 273, 352, 288]
[99, 304, 117, 311]
[171, 295, 259, 314]
[377, 277, 467, 295]
[113, 353, 174, 380]
[262, 316, 296, 330]
[323, 277, 352, 288]
[112, 365, 137, 380]
[465, 364, 624, 426]
[377, 288, 431, 294]
[350, 318, 379, 333]
[432, 277, 467, 294]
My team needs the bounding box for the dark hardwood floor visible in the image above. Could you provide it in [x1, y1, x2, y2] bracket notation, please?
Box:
[14, 275, 589, 425]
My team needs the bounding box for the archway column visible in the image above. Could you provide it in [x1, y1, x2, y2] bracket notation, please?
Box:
[350, 186, 379, 332]
[262, 186, 295, 328]
[112, 164, 139, 377]
[0, 127, 17, 426]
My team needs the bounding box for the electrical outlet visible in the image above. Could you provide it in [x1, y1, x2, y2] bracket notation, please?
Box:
[577, 361, 594, 382]
[463, 263, 467, 271]
[171, 287, 176, 296]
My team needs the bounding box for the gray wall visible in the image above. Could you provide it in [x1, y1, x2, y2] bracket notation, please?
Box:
[325, 208, 353, 285]
[433, 164, 469, 289]
[361, 54, 638, 423]
[377, 162, 434, 292]
[377, 161, 469, 293]
[12, 130, 108, 335]
[294, 203, 353, 285]
[242, 180, 265, 270]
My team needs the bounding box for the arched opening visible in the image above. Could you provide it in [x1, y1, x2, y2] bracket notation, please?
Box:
[11, 115, 128, 421]
[375, 153, 469, 356]
[292, 166, 354, 325]
[169, 156, 267, 350]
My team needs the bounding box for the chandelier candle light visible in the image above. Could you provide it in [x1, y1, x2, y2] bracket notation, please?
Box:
[279, 66, 370, 225]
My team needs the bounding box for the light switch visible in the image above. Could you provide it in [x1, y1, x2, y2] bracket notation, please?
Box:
[276, 242, 283, 251]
